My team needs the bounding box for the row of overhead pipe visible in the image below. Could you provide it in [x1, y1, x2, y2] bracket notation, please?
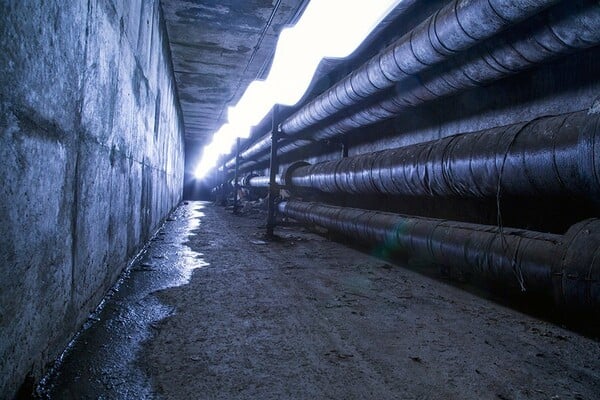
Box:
[278, 200, 600, 311]
[225, 0, 559, 169]
[220, 0, 413, 173]
[225, 139, 314, 171]
[223, 0, 600, 170]
[280, 0, 560, 135]
[224, 136, 271, 169]
[285, 110, 600, 200]
[310, 0, 600, 142]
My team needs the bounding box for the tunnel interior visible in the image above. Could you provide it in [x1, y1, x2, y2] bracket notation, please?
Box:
[1, 0, 599, 398]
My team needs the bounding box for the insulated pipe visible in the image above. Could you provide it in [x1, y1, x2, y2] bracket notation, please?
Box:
[246, 175, 282, 187]
[278, 200, 600, 310]
[282, 161, 311, 186]
[288, 111, 600, 200]
[228, 0, 560, 167]
[312, 0, 600, 142]
[226, 138, 313, 170]
[242, 173, 259, 187]
[247, 175, 271, 187]
[280, 0, 559, 135]
[225, 136, 271, 169]
[226, 0, 600, 169]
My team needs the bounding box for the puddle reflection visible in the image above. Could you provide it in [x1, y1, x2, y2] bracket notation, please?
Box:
[176, 203, 209, 286]
[39, 201, 211, 398]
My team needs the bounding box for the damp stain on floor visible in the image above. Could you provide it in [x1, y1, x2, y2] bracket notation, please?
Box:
[37, 202, 209, 399]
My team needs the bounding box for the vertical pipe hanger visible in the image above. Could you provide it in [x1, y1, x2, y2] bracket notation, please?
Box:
[212, 169, 218, 203]
[233, 138, 241, 214]
[220, 160, 228, 207]
[267, 105, 281, 237]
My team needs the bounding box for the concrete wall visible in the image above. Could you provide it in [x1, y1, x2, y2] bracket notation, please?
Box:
[0, 0, 185, 396]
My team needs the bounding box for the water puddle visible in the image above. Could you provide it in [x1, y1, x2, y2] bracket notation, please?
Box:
[37, 201, 209, 398]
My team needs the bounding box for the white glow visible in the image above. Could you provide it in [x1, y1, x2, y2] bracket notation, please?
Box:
[194, 0, 401, 180]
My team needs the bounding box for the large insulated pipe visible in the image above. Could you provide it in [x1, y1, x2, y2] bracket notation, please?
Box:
[312, 0, 600, 142]
[226, 0, 600, 169]
[288, 111, 600, 200]
[225, 0, 560, 169]
[245, 174, 282, 188]
[281, 0, 559, 135]
[225, 137, 272, 169]
[278, 200, 600, 310]
[226, 138, 313, 170]
[246, 175, 271, 187]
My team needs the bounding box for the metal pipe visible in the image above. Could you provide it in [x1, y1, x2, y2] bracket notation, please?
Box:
[226, 137, 313, 170]
[278, 200, 600, 310]
[312, 0, 600, 142]
[225, 1, 600, 169]
[221, 0, 424, 170]
[247, 175, 270, 188]
[246, 175, 283, 188]
[281, 0, 559, 135]
[225, 135, 271, 169]
[288, 111, 600, 200]
[241, 173, 258, 187]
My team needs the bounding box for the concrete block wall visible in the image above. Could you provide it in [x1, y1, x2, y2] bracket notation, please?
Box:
[0, 0, 185, 396]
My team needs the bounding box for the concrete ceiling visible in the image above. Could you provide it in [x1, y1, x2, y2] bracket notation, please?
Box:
[160, 0, 307, 148]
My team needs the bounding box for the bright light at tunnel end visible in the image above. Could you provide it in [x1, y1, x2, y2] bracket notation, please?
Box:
[194, 0, 402, 180]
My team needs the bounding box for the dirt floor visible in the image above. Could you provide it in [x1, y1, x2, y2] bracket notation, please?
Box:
[40, 201, 599, 399]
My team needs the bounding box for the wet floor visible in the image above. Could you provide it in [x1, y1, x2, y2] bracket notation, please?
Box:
[37, 203, 209, 398]
[38, 201, 600, 399]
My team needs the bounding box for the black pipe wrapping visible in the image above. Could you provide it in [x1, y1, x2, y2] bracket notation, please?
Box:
[289, 111, 600, 200]
[311, 0, 600, 142]
[246, 175, 283, 187]
[225, 1, 600, 170]
[226, 137, 313, 170]
[222, 0, 423, 170]
[241, 173, 258, 187]
[225, 135, 271, 169]
[247, 175, 271, 187]
[281, 0, 558, 135]
[229, 0, 559, 167]
[278, 200, 600, 310]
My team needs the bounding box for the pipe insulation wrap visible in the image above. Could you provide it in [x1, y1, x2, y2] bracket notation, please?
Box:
[278, 200, 600, 310]
[226, 136, 271, 169]
[247, 175, 271, 187]
[225, 137, 314, 170]
[242, 173, 259, 187]
[245, 175, 283, 187]
[227, 0, 554, 169]
[312, 0, 600, 141]
[288, 111, 600, 200]
[225, 1, 600, 170]
[281, 0, 559, 135]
